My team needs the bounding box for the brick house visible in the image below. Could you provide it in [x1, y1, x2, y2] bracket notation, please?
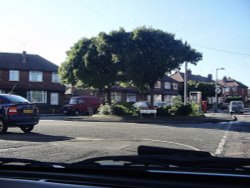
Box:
[0, 51, 65, 113]
[217, 77, 248, 103]
[65, 75, 179, 105]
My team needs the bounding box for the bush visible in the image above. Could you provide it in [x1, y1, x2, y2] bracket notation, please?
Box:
[97, 104, 112, 115]
[111, 102, 136, 116]
[112, 104, 131, 116]
[170, 96, 192, 116]
[157, 106, 171, 116]
[191, 103, 202, 116]
[116, 102, 134, 109]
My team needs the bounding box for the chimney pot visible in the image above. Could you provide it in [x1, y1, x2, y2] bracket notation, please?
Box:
[22, 51, 27, 63]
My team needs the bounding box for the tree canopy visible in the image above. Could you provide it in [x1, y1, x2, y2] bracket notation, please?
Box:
[59, 27, 202, 105]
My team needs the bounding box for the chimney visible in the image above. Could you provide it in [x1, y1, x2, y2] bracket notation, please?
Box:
[207, 74, 213, 81]
[22, 51, 27, 63]
[187, 69, 192, 79]
[175, 68, 180, 73]
[223, 76, 227, 82]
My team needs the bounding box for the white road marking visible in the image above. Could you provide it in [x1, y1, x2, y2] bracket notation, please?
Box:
[215, 122, 233, 155]
[0, 147, 19, 152]
[40, 120, 56, 122]
[73, 137, 200, 151]
[140, 139, 200, 151]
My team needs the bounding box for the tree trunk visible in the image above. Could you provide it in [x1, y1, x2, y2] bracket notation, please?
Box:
[99, 89, 104, 104]
[106, 88, 111, 105]
[150, 86, 154, 109]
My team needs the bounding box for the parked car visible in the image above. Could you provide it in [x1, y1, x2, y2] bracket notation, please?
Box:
[0, 94, 39, 134]
[132, 101, 150, 109]
[228, 101, 244, 114]
[62, 96, 101, 115]
[133, 101, 170, 109]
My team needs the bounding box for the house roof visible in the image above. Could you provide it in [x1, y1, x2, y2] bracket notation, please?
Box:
[218, 77, 248, 88]
[0, 52, 58, 72]
[170, 72, 184, 82]
[189, 74, 212, 83]
[162, 75, 179, 83]
[170, 71, 213, 83]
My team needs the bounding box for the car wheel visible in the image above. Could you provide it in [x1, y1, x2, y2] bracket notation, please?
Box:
[0, 120, 8, 134]
[74, 110, 79, 116]
[20, 126, 34, 133]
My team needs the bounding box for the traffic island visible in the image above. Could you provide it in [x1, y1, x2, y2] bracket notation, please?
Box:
[64, 113, 234, 124]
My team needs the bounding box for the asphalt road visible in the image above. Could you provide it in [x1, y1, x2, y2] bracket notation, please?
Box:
[0, 118, 249, 164]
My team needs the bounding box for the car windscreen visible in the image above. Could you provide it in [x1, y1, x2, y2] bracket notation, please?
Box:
[231, 102, 243, 107]
[5, 95, 30, 104]
[69, 98, 78, 104]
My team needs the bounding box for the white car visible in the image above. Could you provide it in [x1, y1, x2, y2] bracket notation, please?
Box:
[133, 101, 170, 109]
[228, 101, 244, 114]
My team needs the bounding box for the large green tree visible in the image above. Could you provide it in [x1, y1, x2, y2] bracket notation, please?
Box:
[125, 27, 202, 107]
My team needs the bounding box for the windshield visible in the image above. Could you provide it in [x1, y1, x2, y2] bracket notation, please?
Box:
[0, 0, 249, 171]
[69, 98, 78, 105]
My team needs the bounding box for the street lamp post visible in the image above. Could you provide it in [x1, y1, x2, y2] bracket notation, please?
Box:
[184, 62, 188, 105]
[214, 67, 225, 112]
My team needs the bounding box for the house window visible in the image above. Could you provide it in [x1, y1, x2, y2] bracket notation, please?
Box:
[52, 72, 60, 83]
[225, 87, 230, 92]
[27, 91, 47, 103]
[164, 82, 171, 89]
[111, 92, 122, 103]
[0, 90, 5, 94]
[126, 93, 137, 102]
[232, 87, 237, 92]
[50, 93, 59, 105]
[164, 95, 171, 102]
[172, 83, 178, 90]
[9, 70, 19, 81]
[29, 71, 43, 82]
[154, 81, 161, 89]
[147, 94, 162, 102]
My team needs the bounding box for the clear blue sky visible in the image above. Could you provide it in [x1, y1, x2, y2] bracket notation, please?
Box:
[1, 0, 249, 86]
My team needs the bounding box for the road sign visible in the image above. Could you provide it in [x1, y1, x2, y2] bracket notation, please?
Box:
[215, 88, 221, 94]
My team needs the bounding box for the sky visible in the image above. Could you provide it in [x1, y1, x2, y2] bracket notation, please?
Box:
[0, 0, 250, 86]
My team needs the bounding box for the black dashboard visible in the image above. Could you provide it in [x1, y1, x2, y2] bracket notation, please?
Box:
[0, 166, 249, 188]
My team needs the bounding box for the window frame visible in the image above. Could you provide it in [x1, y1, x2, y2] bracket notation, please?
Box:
[126, 93, 137, 102]
[164, 82, 171, 89]
[9, 70, 19, 81]
[50, 92, 59, 105]
[111, 91, 122, 103]
[172, 83, 178, 90]
[27, 90, 47, 103]
[29, 71, 43, 82]
[52, 72, 60, 83]
[154, 81, 161, 89]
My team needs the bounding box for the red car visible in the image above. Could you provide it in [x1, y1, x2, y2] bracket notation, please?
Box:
[62, 96, 101, 115]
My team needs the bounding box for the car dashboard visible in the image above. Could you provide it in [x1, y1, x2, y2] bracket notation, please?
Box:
[0, 166, 249, 188]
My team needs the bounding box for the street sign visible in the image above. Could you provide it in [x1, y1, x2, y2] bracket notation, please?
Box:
[215, 88, 221, 94]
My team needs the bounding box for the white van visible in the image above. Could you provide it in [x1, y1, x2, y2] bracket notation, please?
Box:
[228, 101, 244, 115]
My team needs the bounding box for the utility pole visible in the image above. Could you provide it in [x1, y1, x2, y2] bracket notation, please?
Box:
[214, 67, 225, 112]
[184, 62, 188, 105]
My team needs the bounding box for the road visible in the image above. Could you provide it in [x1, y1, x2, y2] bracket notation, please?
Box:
[0, 118, 249, 164]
